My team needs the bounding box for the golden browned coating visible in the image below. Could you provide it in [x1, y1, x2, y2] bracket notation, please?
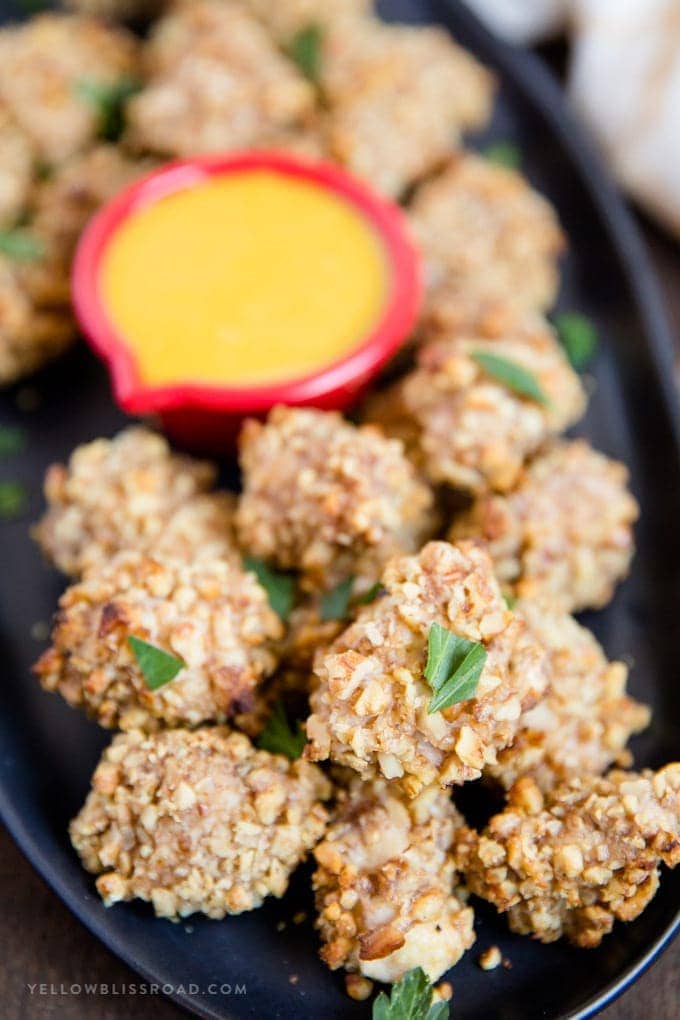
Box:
[409, 153, 565, 331]
[0, 256, 75, 387]
[314, 777, 475, 983]
[0, 145, 151, 387]
[70, 727, 331, 919]
[33, 427, 233, 576]
[449, 440, 639, 612]
[487, 600, 650, 792]
[0, 104, 34, 229]
[240, 0, 371, 40]
[319, 20, 494, 197]
[64, 0, 166, 19]
[30, 144, 154, 269]
[126, 0, 314, 157]
[365, 313, 586, 495]
[456, 765, 680, 946]
[0, 14, 139, 165]
[236, 406, 436, 593]
[306, 541, 548, 796]
[34, 551, 282, 730]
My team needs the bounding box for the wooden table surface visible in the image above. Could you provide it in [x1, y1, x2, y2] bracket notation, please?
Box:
[1, 214, 678, 1019]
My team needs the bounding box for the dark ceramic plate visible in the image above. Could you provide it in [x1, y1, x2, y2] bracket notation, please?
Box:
[1, 1, 679, 1017]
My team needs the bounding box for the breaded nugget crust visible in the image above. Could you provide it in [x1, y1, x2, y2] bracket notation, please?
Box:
[488, 600, 650, 791]
[321, 21, 494, 197]
[456, 765, 680, 946]
[0, 105, 34, 229]
[0, 14, 139, 164]
[31, 145, 153, 269]
[241, 0, 371, 41]
[33, 427, 228, 576]
[71, 727, 331, 919]
[306, 541, 548, 795]
[366, 313, 585, 494]
[449, 440, 638, 612]
[409, 153, 565, 331]
[0, 257, 74, 386]
[314, 778, 475, 983]
[236, 407, 436, 593]
[35, 551, 282, 730]
[126, 1, 314, 157]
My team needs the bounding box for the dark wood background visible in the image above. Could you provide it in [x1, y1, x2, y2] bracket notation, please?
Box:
[1, 214, 678, 1018]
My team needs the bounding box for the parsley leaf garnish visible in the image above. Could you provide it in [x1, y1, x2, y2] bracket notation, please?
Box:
[320, 576, 354, 622]
[424, 622, 486, 714]
[0, 426, 26, 458]
[503, 593, 518, 610]
[484, 141, 521, 170]
[258, 700, 307, 760]
[286, 24, 323, 82]
[75, 75, 140, 142]
[128, 636, 185, 691]
[0, 229, 44, 262]
[358, 582, 385, 605]
[471, 350, 550, 406]
[372, 967, 449, 1020]
[554, 312, 598, 369]
[0, 480, 27, 520]
[243, 557, 296, 620]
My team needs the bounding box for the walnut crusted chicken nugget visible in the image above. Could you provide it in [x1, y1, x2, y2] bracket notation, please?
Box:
[34, 551, 282, 731]
[240, 0, 372, 42]
[126, 0, 314, 157]
[365, 313, 586, 495]
[319, 19, 494, 198]
[456, 764, 680, 947]
[449, 439, 639, 612]
[0, 104, 35, 230]
[236, 407, 436, 594]
[0, 257, 75, 387]
[409, 152, 565, 332]
[0, 14, 139, 165]
[487, 600, 650, 792]
[306, 541, 548, 796]
[71, 727, 331, 920]
[314, 777, 475, 984]
[33, 427, 231, 576]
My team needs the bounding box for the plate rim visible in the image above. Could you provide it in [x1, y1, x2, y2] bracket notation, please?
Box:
[1, 1, 679, 1017]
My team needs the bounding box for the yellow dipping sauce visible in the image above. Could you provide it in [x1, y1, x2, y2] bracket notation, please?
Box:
[100, 170, 389, 387]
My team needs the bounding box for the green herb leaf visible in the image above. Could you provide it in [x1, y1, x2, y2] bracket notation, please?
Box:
[554, 312, 598, 369]
[471, 350, 550, 406]
[504, 593, 518, 610]
[258, 700, 307, 760]
[286, 24, 323, 82]
[243, 557, 296, 620]
[0, 229, 44, 262]
[484, 141, 521, 170]
[424, 622, 487, 714]
[0, 426, 26, 458]
[320, 576, 354, 621]
[0, 480, 27, 520]
[358, 582, 385, 605]
[127, 636, 185, 691]
[372, 967, 448, 1020]
[75, 74, 140, 142]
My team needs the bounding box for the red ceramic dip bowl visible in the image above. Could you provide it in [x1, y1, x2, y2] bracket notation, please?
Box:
[72, 151, 423, 450]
